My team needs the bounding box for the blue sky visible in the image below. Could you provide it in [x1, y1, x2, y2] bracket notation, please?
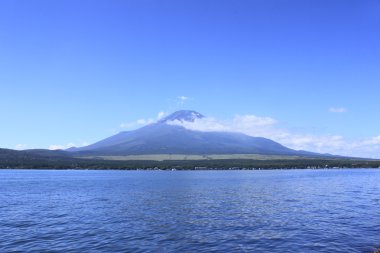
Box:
[1, 0, 380, 157]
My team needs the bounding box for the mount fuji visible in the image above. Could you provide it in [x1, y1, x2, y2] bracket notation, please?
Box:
[68, 110, 322, 157]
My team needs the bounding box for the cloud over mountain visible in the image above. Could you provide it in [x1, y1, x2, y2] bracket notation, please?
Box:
[163, 112, 380, 158]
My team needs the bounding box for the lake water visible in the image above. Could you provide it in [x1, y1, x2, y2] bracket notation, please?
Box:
[0, 169, 379, 252]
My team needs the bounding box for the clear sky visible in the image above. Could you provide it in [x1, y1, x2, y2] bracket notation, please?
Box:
[1, 0, 380, 157]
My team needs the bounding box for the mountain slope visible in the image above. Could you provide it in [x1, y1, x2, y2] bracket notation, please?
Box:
[69, 110, 322, 157]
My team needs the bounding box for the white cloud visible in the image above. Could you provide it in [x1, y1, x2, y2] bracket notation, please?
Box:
[329, 107, 347, 113]
[276, 134, 345, 154]
[166, 114, 380, 158]
[15, 144, 28, 150]
[49, 145, 66, 150]
[167, 114, 279, 136]
[233, 115, 278, 126]
[178, 95, 188, 101]
[48, 142, 80, 150]
[359, 135, 380, 146]
[177, 96, 189, 105]
[136, 119, 154, 125]
[120, 118, 154, 129]
[157, 111, 166, 119]
[120, 111, 167, 129]
[168, 117, 229, 132]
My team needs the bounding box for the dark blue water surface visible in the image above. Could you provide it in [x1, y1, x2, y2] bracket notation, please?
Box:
[0, 169, 379, 252]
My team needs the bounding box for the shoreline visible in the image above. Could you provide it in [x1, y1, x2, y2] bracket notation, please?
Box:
[1, 167, 379, 171]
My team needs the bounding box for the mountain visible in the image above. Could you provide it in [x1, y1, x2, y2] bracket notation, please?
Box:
[1, 110, 374, 169]
[68, 110, 322, 157]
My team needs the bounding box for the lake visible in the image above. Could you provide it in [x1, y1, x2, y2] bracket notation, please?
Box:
[0, 169, 379, 252]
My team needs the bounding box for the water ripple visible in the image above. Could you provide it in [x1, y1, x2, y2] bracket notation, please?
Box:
[0, 169, 379, 252]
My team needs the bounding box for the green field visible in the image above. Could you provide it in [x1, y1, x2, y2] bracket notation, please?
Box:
[2, 148, 380, 170]
[79, 154, 321, 161]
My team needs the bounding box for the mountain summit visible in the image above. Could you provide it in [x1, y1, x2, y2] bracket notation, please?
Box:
[159, 110, 204, 123]
[69, 110, 321, 157]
